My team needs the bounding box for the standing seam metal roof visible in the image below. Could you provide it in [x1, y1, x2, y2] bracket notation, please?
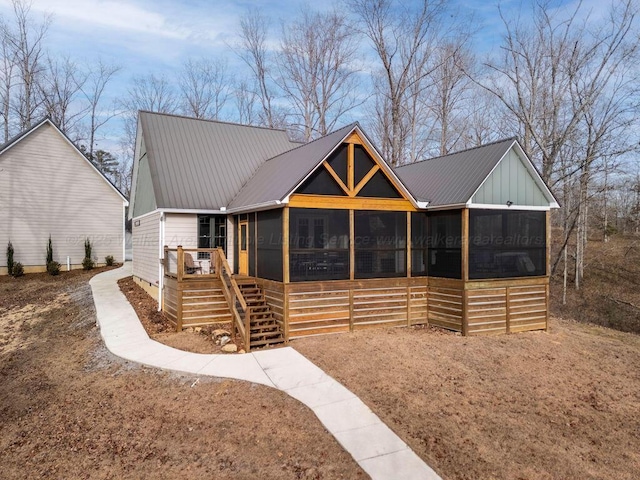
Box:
[140, 111, 298, 210]
[394, 138, 517, 207]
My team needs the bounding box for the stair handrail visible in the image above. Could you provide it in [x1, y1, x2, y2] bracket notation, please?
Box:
[215, 248, 250, 350]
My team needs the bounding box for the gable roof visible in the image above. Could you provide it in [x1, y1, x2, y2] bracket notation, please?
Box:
[0, 117, 128, 203]
[138, 111, 298, 211]
[228, 123, 421, 211]
[394, 138, 557, 208]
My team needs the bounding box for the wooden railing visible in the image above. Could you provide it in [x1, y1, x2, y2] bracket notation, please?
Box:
[163, 246, 221, 280]
[214, 247, 251, 351]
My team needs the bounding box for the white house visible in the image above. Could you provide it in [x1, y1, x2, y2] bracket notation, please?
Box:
[0, 118, 128, 274]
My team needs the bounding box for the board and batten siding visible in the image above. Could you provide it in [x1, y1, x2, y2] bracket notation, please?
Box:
[0, 122, 125, 272]
[132, 211, 160, 287]
[472, 149, 548, 206]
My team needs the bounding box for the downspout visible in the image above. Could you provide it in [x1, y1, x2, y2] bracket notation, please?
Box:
[122, 203, 126, 264]
[158, 212, 165, 312]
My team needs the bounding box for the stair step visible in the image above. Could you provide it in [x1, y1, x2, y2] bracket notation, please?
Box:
[250, 338, 285, 348]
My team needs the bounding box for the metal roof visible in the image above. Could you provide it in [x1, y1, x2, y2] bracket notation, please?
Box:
[394, 138, 517, 207]
[228, 123, 358, 210]
[139, 111, 297, 210]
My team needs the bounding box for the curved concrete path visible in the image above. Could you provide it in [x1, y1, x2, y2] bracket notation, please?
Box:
[90, 264, 441, 480]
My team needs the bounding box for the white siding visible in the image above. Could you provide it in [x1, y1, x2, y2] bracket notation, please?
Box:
[0, 122, 125, 269]
[164, 213, 197, 248]
[132, 211, 160, 285]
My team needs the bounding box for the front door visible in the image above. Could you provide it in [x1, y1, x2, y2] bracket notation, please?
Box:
[239, 220, 249, 275]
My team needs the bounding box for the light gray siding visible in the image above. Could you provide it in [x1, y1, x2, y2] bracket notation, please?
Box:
[472, 149, 549, 207]
[0, 122, 125, 270]
[164, 213, 197, 248]
[132, 211, 160, 286]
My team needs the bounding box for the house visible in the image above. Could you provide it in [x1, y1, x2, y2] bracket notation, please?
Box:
[129, 111, 558, 349]
[0, 118, 128, 274]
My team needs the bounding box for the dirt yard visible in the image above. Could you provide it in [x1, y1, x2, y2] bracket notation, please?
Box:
[294, 321, 640, 480]
[2, 268, 640, 480]
[0, 270, 364, 479]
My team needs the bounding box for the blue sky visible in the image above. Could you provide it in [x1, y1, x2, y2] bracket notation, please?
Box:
[0, 0, 601, 156]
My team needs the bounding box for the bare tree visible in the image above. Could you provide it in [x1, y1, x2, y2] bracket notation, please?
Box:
[234, 79, 257, 125]
[427, 40, 475, 156]
[277, 9, 362, 141]
[237, 9, 281, 128]
[81, 59, 120, 160]
[179, 57, 229, 120]
[3, 0, 50, 130]
[0, 19, 16, 142]
[479, 0, 639, 291]
[39, 55, 87, 135]
[350, 0, 449, 165]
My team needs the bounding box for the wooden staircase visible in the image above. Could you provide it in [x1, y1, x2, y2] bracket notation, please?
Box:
[236, 278, 285, 349]
[181, 284, 232, 327]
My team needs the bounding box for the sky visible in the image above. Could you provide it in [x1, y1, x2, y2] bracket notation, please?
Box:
[0, 0, 604, 157]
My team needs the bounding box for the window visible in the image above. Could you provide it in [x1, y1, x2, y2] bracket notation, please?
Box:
[198, 215, 226, 259]
[290, 208, 349, 281]
[469, 210, 546, 279]
[256, 209, 283, 282]
[354, 211, 406, 278]
[428, 211, 462, 279]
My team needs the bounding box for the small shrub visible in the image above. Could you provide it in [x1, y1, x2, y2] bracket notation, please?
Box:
[46, 235, 54, 265]
[105, 255, 115, 266]
[6, 241, 14, 276]
[12, 262, 24, 277]
[83, 238, 94, 270]
[47, 261, 61, 276]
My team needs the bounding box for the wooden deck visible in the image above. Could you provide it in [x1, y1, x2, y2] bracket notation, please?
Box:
[163, 247, 549, 342]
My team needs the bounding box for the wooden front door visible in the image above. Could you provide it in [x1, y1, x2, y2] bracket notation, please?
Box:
[238, 220, 249, 275]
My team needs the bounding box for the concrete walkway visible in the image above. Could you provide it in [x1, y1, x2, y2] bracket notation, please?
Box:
[90, 264, 441, 480]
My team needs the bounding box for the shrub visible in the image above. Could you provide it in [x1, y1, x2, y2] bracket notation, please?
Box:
[82, 257, 95, 270]
[105, 255, 115, 266]
[12, 262, 24, 277]
[47, 261, 61, 276]
[6, 241, 14, 276]
[83, 238, 94, 270]
[46, 235, 54, 265]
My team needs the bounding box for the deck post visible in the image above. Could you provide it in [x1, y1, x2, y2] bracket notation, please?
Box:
[407, 212, 412, 326]
[283, 207, 290, 283]
[177, 245, 184, 282]
[545, 210, 551, 331]
[176, 246, 184, 331]
[461, 209, 470, 336]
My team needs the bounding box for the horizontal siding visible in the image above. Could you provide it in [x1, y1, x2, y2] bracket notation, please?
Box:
[507, 284, 547, 332]
[132, 211, 160, 288]
[428, 287, 463, 331]
[352, 285, 407, 329]
[0, 123, 125, 268]
[467, 287, 507, 335]
[288, 281, 351, 338]
[409, 280, 428, 325]
[164, 213, 197, 248]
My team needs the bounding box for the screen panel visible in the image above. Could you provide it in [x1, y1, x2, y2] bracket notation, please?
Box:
[354, 211, 406, 278]
[256, 209, 283, 282]
[469, 210, 546, 279]
[289, 208, 350, 282]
